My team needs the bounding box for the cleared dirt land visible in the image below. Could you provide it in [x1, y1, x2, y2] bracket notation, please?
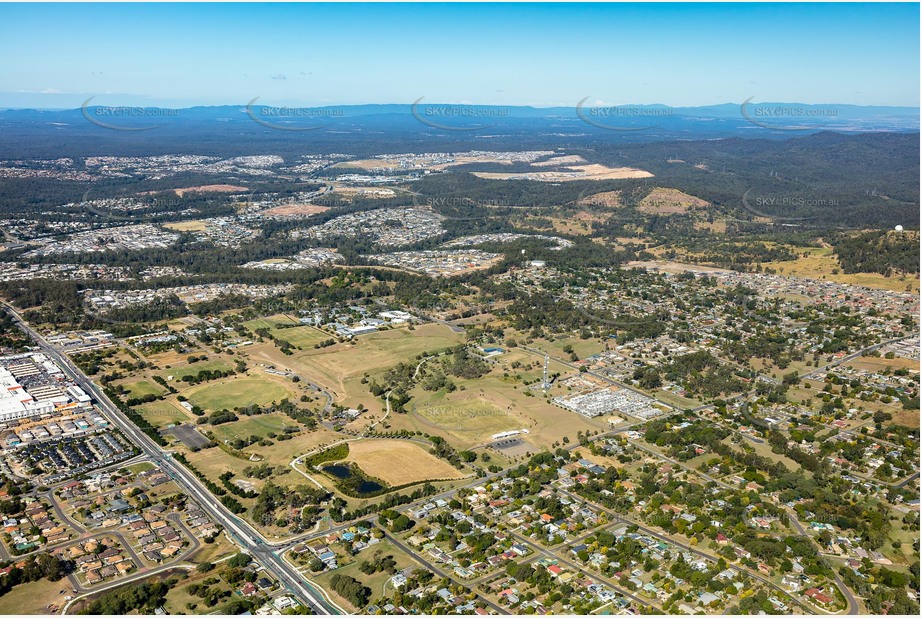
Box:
[334, 153, 530, 172]
[260, 203, 330, 217]
[173, 184, 248, 196]
[472, 164, 653, 182]
[578, 189, 622, 207]
[345, 439, 467, 486]
[164, 220, 208, 232]
[531, 154, 587, 167]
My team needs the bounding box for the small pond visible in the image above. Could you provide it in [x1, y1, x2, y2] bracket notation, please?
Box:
[322, 463, 384, 495]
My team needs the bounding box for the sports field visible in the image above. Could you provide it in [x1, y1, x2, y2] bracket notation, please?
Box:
[272, 325, 330, 348]
[397, 368, 602, 450]
[209, 413, 300, 442]
[345, 439, 467, 486]
[159, 359, 234, 381]
[413, 396, 522, 444]
[122, 380, 164, 398]
[242, 314, 331, 348]
[186, 375, 294, 411]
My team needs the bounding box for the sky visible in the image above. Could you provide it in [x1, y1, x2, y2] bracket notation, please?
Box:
[1, 2, 919, 109]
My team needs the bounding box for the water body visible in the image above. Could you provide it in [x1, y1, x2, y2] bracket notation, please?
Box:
[323, 463, 384, 495]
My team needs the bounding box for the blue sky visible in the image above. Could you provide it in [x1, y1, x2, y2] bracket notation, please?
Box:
[1, 2, 918, 109]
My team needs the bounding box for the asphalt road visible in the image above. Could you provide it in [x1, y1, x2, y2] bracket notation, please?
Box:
[4, 304, 342, 615]
[785, 508, 860, 615]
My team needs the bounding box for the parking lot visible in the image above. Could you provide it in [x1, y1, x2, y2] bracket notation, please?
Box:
[162, 423, 212, 450]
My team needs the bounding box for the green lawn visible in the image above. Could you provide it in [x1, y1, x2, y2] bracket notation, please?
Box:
[125, 461, 157, 474]
[123, 380, 165, 398]
[160, 359, 234, 381]
[210, 413, 300, 442]
[187, 376, 293, 411]
[242, 315, 328, 349]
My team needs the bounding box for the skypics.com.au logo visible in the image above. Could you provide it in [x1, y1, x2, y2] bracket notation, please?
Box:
[411, 192, 516, 222]
[411, 97, 510, 131]
[246, 97, 344, 131]
[81, 97, 180, 131]
[576, 97, 673, 132]
[740, 189, 831, 222]
[741, 97, 839, 131]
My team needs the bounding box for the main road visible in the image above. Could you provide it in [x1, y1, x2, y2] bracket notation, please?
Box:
[3, 303, 343, 615]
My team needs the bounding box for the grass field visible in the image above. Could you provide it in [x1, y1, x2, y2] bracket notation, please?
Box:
[162, 567, 234, 614]
[638, 187, 709, 215]
[242, 313, 301, 332]
[413, 395, 522, 443]
[241, 323, 464, 411]
[271, 325, 330, 348]
[160, 359, 234, 381]
[0, 575, 70, 614]
[892, 409, 920, 429]
[770, 247, 919, 293]
[394, 366, 602, 450]
[187, 532, 238, 565]
[345, 439, 467, 486]
[186, 375, 294, 411]
[125, 461, 156, 474]
[122, 380, 165, 398]
[210, 413, 300, 442]
[651, 388, 701, 409]
[243, 315, 332, 348]
[186, 427, 341, 485]
[846, 355, 919, 372]
[186, 447, 269, 488]
[528, 336, 606, 362]
[136, 400, 192, 428]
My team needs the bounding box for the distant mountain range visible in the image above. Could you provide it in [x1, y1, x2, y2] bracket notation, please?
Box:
[2, 101, 918, 125]
[0, 101, 916, 160]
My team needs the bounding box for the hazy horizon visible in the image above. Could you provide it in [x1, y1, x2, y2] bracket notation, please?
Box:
[1, 2, 918, 109]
